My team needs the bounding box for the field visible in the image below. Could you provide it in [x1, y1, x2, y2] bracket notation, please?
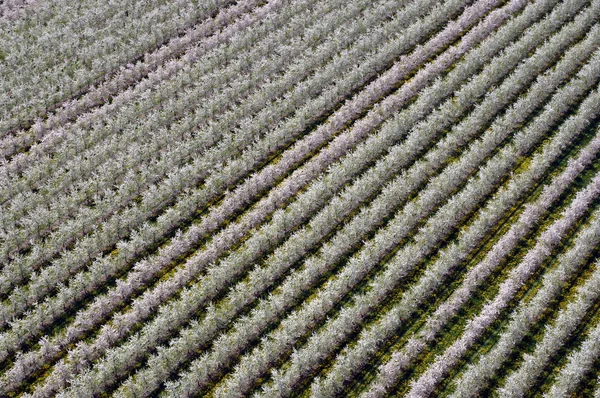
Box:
[1, 0, 600, 396]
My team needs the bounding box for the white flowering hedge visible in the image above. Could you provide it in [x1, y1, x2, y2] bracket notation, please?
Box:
[1, 0, 600, 396]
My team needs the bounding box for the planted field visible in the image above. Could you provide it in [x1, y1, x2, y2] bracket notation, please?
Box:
[1, 0, 600, 396]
